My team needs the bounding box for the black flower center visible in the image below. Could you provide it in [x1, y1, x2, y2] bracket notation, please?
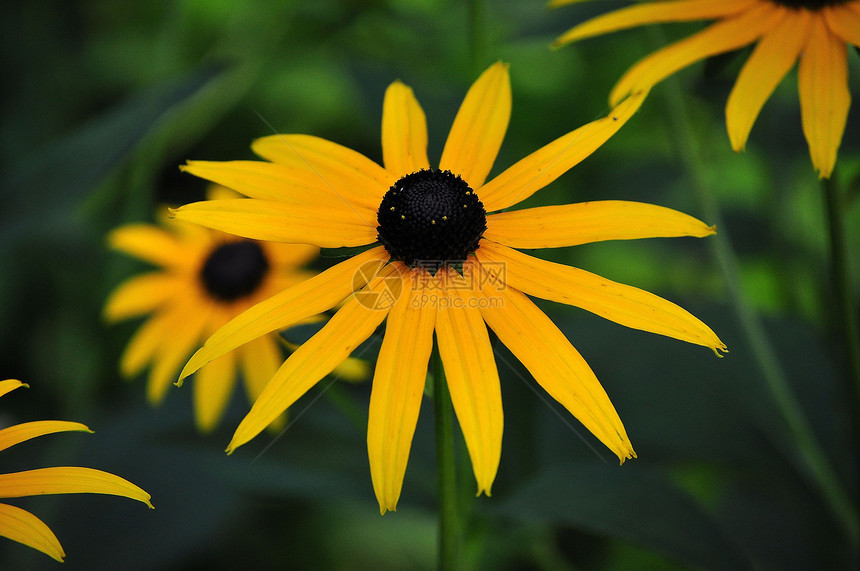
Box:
[376, 169, 487, 270]
[200, 240, 269, 302]
[769, 0, 845, 9]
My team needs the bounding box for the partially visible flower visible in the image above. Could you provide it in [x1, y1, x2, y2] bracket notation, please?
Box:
[552, 0, 860, 178]
[105, 186, 368, 432]
[0, 379, 152, 561]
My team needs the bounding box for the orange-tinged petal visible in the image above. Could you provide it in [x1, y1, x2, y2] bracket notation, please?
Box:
[798, 16, 851, 179]
[439, 62, 511, 189]
[382, 81, 430, 175]
[726, 10, 811, 151]
[609, 2, 783, 106]
[553, 0, 756, 47]
[436, 266, 502, 497]
[179, 246, 390, 382]
[0, 379, 27, 398]
[103, 272, 184, 322]
[477, 242, 726, 353]
[824, 4, 860, 48]
[170, 199, 378, 247]
[478, 91, 647, 212]
[227, 264, 402, 453]
[368, 269, 436, 514]
[193, 350, 238, 433]
[0, 503, 64, 561]
[239, 334, 283, 403]
[107, 224, 192, 270]
[251, 134, 393, 205]
[485, 200, 714, 248]
[0, 421, 91, 453]
[0, 467, 153, 508]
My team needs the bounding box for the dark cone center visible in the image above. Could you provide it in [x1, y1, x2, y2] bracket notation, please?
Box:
[200, 240, 269, 302]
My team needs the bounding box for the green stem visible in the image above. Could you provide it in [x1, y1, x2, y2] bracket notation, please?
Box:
[433, 340, 460, 570]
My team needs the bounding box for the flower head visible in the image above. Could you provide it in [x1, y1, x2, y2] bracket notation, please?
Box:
[552, 0, 860, 178]
[172, 62, 725, 513]
[0, 379, 152, 561]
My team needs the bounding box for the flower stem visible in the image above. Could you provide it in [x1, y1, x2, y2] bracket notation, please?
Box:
[433, 340, 460, 569]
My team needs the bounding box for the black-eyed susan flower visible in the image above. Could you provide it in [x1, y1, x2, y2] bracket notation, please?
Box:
[552, 0, 860, 178]
[0, 379, 152, 561]
[171, 62, 726, 513]
[105, 186, 367, 432]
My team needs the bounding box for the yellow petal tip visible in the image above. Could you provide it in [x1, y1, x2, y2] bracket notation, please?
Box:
[166, 207, 179, 219]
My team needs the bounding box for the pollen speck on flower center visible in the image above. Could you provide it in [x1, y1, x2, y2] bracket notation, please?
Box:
[200, 240, 269, 302]
[376, 169, 487, 270]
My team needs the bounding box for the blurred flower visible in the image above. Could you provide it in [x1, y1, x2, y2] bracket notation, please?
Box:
[172, 62, 725, 513]
[0, 379, 152, 562]
[105, 186, 367, 432]
[552, 0, 860, 178]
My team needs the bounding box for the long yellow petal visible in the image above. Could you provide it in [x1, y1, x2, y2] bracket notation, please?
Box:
[239, 334, 283, 403]
[107, 224, 190, 270]
[227, 264, 403, 452]
[477, 242, 726, 353]
[476, 263, 634, 462]
[485, 200, 714, 248]
[179, 246, 389, 381]
[368, 269, 436, 514]
[798, 16, 851, 179]
[120, 304, 187, 379]
[103, 272, 183, 323]
[553, 0, 756, 47]
[0, 380, 27, 398]
[726, 10, 811, 151]
[147, 299, 211, 404]
[264, 241, 320, 268]
[436, 266, 502, 497]
[0, 503, 64, 561]
[251, 134, 393, 204]
[0, 467, 153, 508]
[824, 4, 860, 48]
[193, 350, 238, 433]
[170, 199, 378, 247]
[382, 81, 431, 176]
[439, 62, 511, 189]
[181, 160, 381, 212]
[609, 2, 783, 106]
[478, 91, 647, 212]
[0, 421, 91, 453]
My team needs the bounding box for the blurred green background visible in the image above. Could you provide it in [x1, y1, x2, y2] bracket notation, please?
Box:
[2, 0, 859, 569]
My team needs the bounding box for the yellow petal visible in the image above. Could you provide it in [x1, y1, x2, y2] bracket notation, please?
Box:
[436, 266, 502, 497]
[0, 421, 91, 453]
[147, 299, 211, 404]
[0, 380, 27, 398]
[726, 9, 811, 151]
[170, 199, 378, 247]
[609, 2, 783, 106]
[439, 62, 511, 189]
[382, 81, 431, 175]
[179, 246, 390, 381]
[798, 16, 851, 179]
[181, 160, 381, 212]
[193, 350, 238, 433]
[0, 503, 64, 561]
[120, 304, 185, 379]
[553, 0, 756, 47]
[103, 272, 183, 323]
[238, 334, 283, 403]
[264, 242, 320, 268]
[107, 224, 191, 269]
[824, 4, 860, 48]
[227, 264, 403, 452]
[252, 134, 393, 204]
[477, 242, 727, 353]
[333, 357, 371, 383]
[478, 91, 647, 212]
[485, 200, 714, 248]
[475, 261, 634, 462]
[0, 467, 153, 508]
[368, 269, 436, 514]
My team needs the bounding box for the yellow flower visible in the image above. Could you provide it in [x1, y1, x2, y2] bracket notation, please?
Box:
[172, 62, 725, 513]
[0, 379, 152, 562]
[552, 0, 860, 178]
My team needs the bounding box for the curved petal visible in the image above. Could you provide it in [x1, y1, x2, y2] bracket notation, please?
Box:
[0, 379, 27, 398]
[798, 16, 851, 179]
[368, 269, 436, 514]
[475, 261, 635, 462]
[119, 300, 193, 379]
[226, 264, 403, 453]
[0, 467, 153, 508]
[0, 421, 91, 453]
[478, 91, 647, 212]
[103, 272, 184, 323]
[609, 2, 784, 106]
[193, 350, 238, 433]
[147, 299, 211, 404]
[477, 242, 726, 353]
[0, 503, 64, 561]
[726, 10, 811, 151]
[107, 224, 191, 270]
[485, 200, 714, 248]
[179, 246, 390, 382]
[824, 4, 860, 48]
[382, 81, 430, 175]
[263, 242, 319, 268]
[439, 62, 511, 189]
[170, 199, 378, 247]
[251, 134, 393, 204]
[553, 0, 756, 47]
[436, 267, 502, 497]
[239, 334, 283, 404]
